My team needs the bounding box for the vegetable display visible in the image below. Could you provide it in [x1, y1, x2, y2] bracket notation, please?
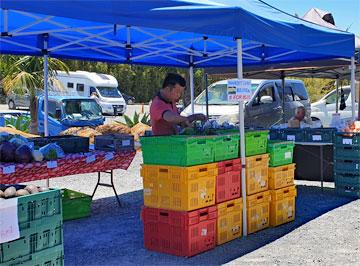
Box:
[0, 184, 49, 199]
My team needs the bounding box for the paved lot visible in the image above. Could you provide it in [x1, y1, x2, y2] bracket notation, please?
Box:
[26, 152, 360, 266]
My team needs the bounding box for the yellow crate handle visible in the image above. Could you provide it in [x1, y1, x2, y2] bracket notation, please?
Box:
[159, 168, 169, 173]
[282, 167, 289, 171]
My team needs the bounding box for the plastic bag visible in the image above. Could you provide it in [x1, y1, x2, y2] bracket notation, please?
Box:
[9, 135, 29, 148]
[39, 143, 65, 160]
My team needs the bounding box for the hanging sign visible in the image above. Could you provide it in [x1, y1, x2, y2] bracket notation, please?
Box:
[0, 198, 20, 244]
[227, 79, 252, 102]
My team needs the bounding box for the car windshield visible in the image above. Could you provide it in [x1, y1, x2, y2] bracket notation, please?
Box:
[97, 87, 122, 98]
[195, 83, 259, 105]
[63, 99, 102, 120]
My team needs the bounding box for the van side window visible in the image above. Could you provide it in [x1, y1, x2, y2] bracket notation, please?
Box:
[76, 84, 85, 92]
[253, 84, 275, 105]
[41, 100, 58, 119]
[292, 83, 308, 101]
[67, 82, 74, 88]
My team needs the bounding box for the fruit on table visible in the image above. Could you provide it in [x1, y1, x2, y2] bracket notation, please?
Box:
[0, 141, 16, 162]
[38, 187, 49, 192]
[16, 189, 30, 196]
[0, 190, 4, 198]
[24, 184, 39, 194]
[96, 123, 131, 135]
[4, 186, 16, 198]
[32, 150, 44, 162]
[15, 145, 33, 163]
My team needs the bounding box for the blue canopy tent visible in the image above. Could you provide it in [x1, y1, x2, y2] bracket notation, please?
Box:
[0, 0, 357, 234]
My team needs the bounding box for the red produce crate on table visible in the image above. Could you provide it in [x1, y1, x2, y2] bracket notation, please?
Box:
[216, 158, 241, 203]
[141, 205, 217, 257]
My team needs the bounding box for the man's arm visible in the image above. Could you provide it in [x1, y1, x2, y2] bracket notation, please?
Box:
[163, 110, 190, 126]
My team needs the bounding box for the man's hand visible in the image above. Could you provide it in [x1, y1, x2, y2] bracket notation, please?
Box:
[188, 113, 207, 123]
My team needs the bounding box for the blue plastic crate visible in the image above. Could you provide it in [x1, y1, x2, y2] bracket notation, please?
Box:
[334, 159, 360, 174]
[334, 172, 360, 198]
[335, 132, 360, 147]
[334, 146, 360, 160]
[283, 128, 306, 142]
[269, 129, 284, 141]
[305, 128, 336, 143]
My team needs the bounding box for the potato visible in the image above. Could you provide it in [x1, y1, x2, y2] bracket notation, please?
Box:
[38, 187, 49, 192]
[0, 190, 4, 198]
[4, 186, 16, 198]
[24, 184, 39, 194]
[16, 189, 30, 197]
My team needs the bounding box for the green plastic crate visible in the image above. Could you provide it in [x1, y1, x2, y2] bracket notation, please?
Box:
[0, 219, 63, 264]
[334, 173, 360, 198]
[213, 134, 239, 162]
[245, 130, 269, 156]
[267, 141, 295, 167]
[1, 244, 64, 266]
[141, 135, 215, 166]
[61, 189, 92, 221]
[304, 128, 336, 143]
[334, 146, 360, 160]
[334, 159, 360, 174]
[335, 132, 360, 147]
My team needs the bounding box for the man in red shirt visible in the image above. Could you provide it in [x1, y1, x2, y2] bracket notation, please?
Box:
[150, 73, 206, 136]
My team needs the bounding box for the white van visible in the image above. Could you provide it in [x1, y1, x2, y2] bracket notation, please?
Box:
[55, 71, 127, 115]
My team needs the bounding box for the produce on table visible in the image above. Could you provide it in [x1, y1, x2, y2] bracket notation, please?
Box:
[0, 126, 39, 138]
[180, 120, 236, 135]
[96, 123, 131, 135]
[15, 145, 33, 163]
[0, 141, 17, 162]
[16, 189, 29, 196]
[59, 127, 82, 136]
[32, 150, 44, 162]
[39, 143, 65, 161]
[9, 135, 30, 148]
[4, 186, 16, 198]
[38, 187, 49, 192]
[131, 122, 151, 141]
[341, 121, 360, 133]
[0, 190, 4, 198]
[24, 184, 39, 194]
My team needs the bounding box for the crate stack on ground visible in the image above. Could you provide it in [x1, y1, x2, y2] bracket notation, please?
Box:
[334, 132, 360, 198]
[267, 140, 297, 227]
[244, 130, 271, 234]
[0, 188, 64, 266]
[140, 134, 240, 256]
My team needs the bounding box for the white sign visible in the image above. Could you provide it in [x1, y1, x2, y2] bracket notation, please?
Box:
[86, 155, 96, 163]
[122, 140, 131, 147]
[47, 161, 57, 169]
[285, 152, 292, 159]
[287, 135, 296, 141]
[227, 79, 252, 102]
[3, 165, 15, 174]
[312, 135, 322, 141]
[0, 198, 20, 244]
[343, 139, 353, 145]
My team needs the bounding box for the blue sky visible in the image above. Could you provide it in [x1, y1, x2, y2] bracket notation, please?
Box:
[265, 0, 360, 34]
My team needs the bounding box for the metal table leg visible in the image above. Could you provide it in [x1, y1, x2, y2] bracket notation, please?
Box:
[91, 170, 122, 207]
[320, 145, 324, 191]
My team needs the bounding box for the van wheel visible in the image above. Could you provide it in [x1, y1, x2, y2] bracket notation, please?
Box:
[8, 100, 16, 110]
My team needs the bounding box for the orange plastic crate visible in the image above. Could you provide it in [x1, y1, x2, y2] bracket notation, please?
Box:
[270, 185, 297, 227]
[247, 190, 271, 234]
[217, 198, 243, 245]
[216, 158, 241, 203]
[245, 154, 269, 195]
[268, 164, 296, 190]
[141, 163, 217, 211]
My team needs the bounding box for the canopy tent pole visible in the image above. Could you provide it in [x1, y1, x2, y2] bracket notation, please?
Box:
[335, 78, 339, 114]
[189, 56, 195, 114]
[204, 72, 209, 118]
[350, 57, 356, 120]
[281, 71, 285, 123]
[43, 36, 49, 188]
[237, 38, 247, 237]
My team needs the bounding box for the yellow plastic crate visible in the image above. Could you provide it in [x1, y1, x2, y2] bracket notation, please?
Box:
[270, 185, 297, 227]
[268, 164, 296, 190]
[245, 154, 269, 195]
[247, 190, 271, 234]
[141, 163, 217, 211]
[217, 198, 243, 245]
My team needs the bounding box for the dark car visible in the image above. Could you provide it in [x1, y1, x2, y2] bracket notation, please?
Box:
[122, 93, 135, 104]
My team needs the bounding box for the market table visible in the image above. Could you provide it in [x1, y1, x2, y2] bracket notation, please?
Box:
[294, 142, 333, 190]
[0, 150, 136, 205]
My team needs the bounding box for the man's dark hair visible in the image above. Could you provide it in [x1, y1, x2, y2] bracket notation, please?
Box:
[162, 73, 186, 89]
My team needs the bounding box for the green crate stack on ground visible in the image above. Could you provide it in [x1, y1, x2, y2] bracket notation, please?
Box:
[334, 132, 360, 198]
[0, 188, 64, 266]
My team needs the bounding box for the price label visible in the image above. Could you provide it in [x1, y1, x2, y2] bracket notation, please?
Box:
[105, 152, 114, 161]
[343, 139, 352, 145]
[201, 228, 208, 236]
[3, 165, 15, 174]
[47, 161, 57, 169]
[227, 79, 252, 102]
[285, 152, 292, 159]
[287, 135, 295, 141]
[122, 140, 131, 147]
[86, 155, 96, 163]
[312, 135, 322, 141]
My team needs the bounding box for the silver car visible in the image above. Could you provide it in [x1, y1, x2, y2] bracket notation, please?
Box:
[7, 89, 31, 110]
[181, 79, 311, 128]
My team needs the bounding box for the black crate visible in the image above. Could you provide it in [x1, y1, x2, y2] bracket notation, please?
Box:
[94, 134, 134, 152]
[30, 135, 89, 154]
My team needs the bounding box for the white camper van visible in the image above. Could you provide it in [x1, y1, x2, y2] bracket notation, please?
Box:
[55, 71, 127, 115]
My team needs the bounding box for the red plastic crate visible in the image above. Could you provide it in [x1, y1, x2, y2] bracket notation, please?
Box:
[141, 206, 217, 257]
[216, 158, 241, 203]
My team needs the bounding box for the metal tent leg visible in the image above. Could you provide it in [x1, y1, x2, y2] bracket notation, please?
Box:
[91, 170, 122, 207]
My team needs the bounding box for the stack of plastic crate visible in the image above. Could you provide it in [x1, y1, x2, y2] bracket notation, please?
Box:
[244, 130, 272, 234]
[140, 133, 240, 256]
[334, 132, 360, 198]
[0, 187, 64, 266]
[267, 141, 297, 227]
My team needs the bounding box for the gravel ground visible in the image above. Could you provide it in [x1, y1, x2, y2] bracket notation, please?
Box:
[27, 152, 360, 266]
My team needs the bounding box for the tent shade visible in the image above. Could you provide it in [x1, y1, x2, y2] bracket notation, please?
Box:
[0, 0, 355, 68]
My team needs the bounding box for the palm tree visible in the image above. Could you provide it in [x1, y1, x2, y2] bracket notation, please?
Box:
[2, 55, 69, 134]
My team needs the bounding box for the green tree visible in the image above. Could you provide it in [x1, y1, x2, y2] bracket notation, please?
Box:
[2, 56, 69, 134]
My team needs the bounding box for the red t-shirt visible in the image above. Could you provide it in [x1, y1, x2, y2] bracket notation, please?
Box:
[150, 94, 179, 136]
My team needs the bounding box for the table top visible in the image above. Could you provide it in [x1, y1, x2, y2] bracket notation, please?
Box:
[295, 142, 333, 146]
